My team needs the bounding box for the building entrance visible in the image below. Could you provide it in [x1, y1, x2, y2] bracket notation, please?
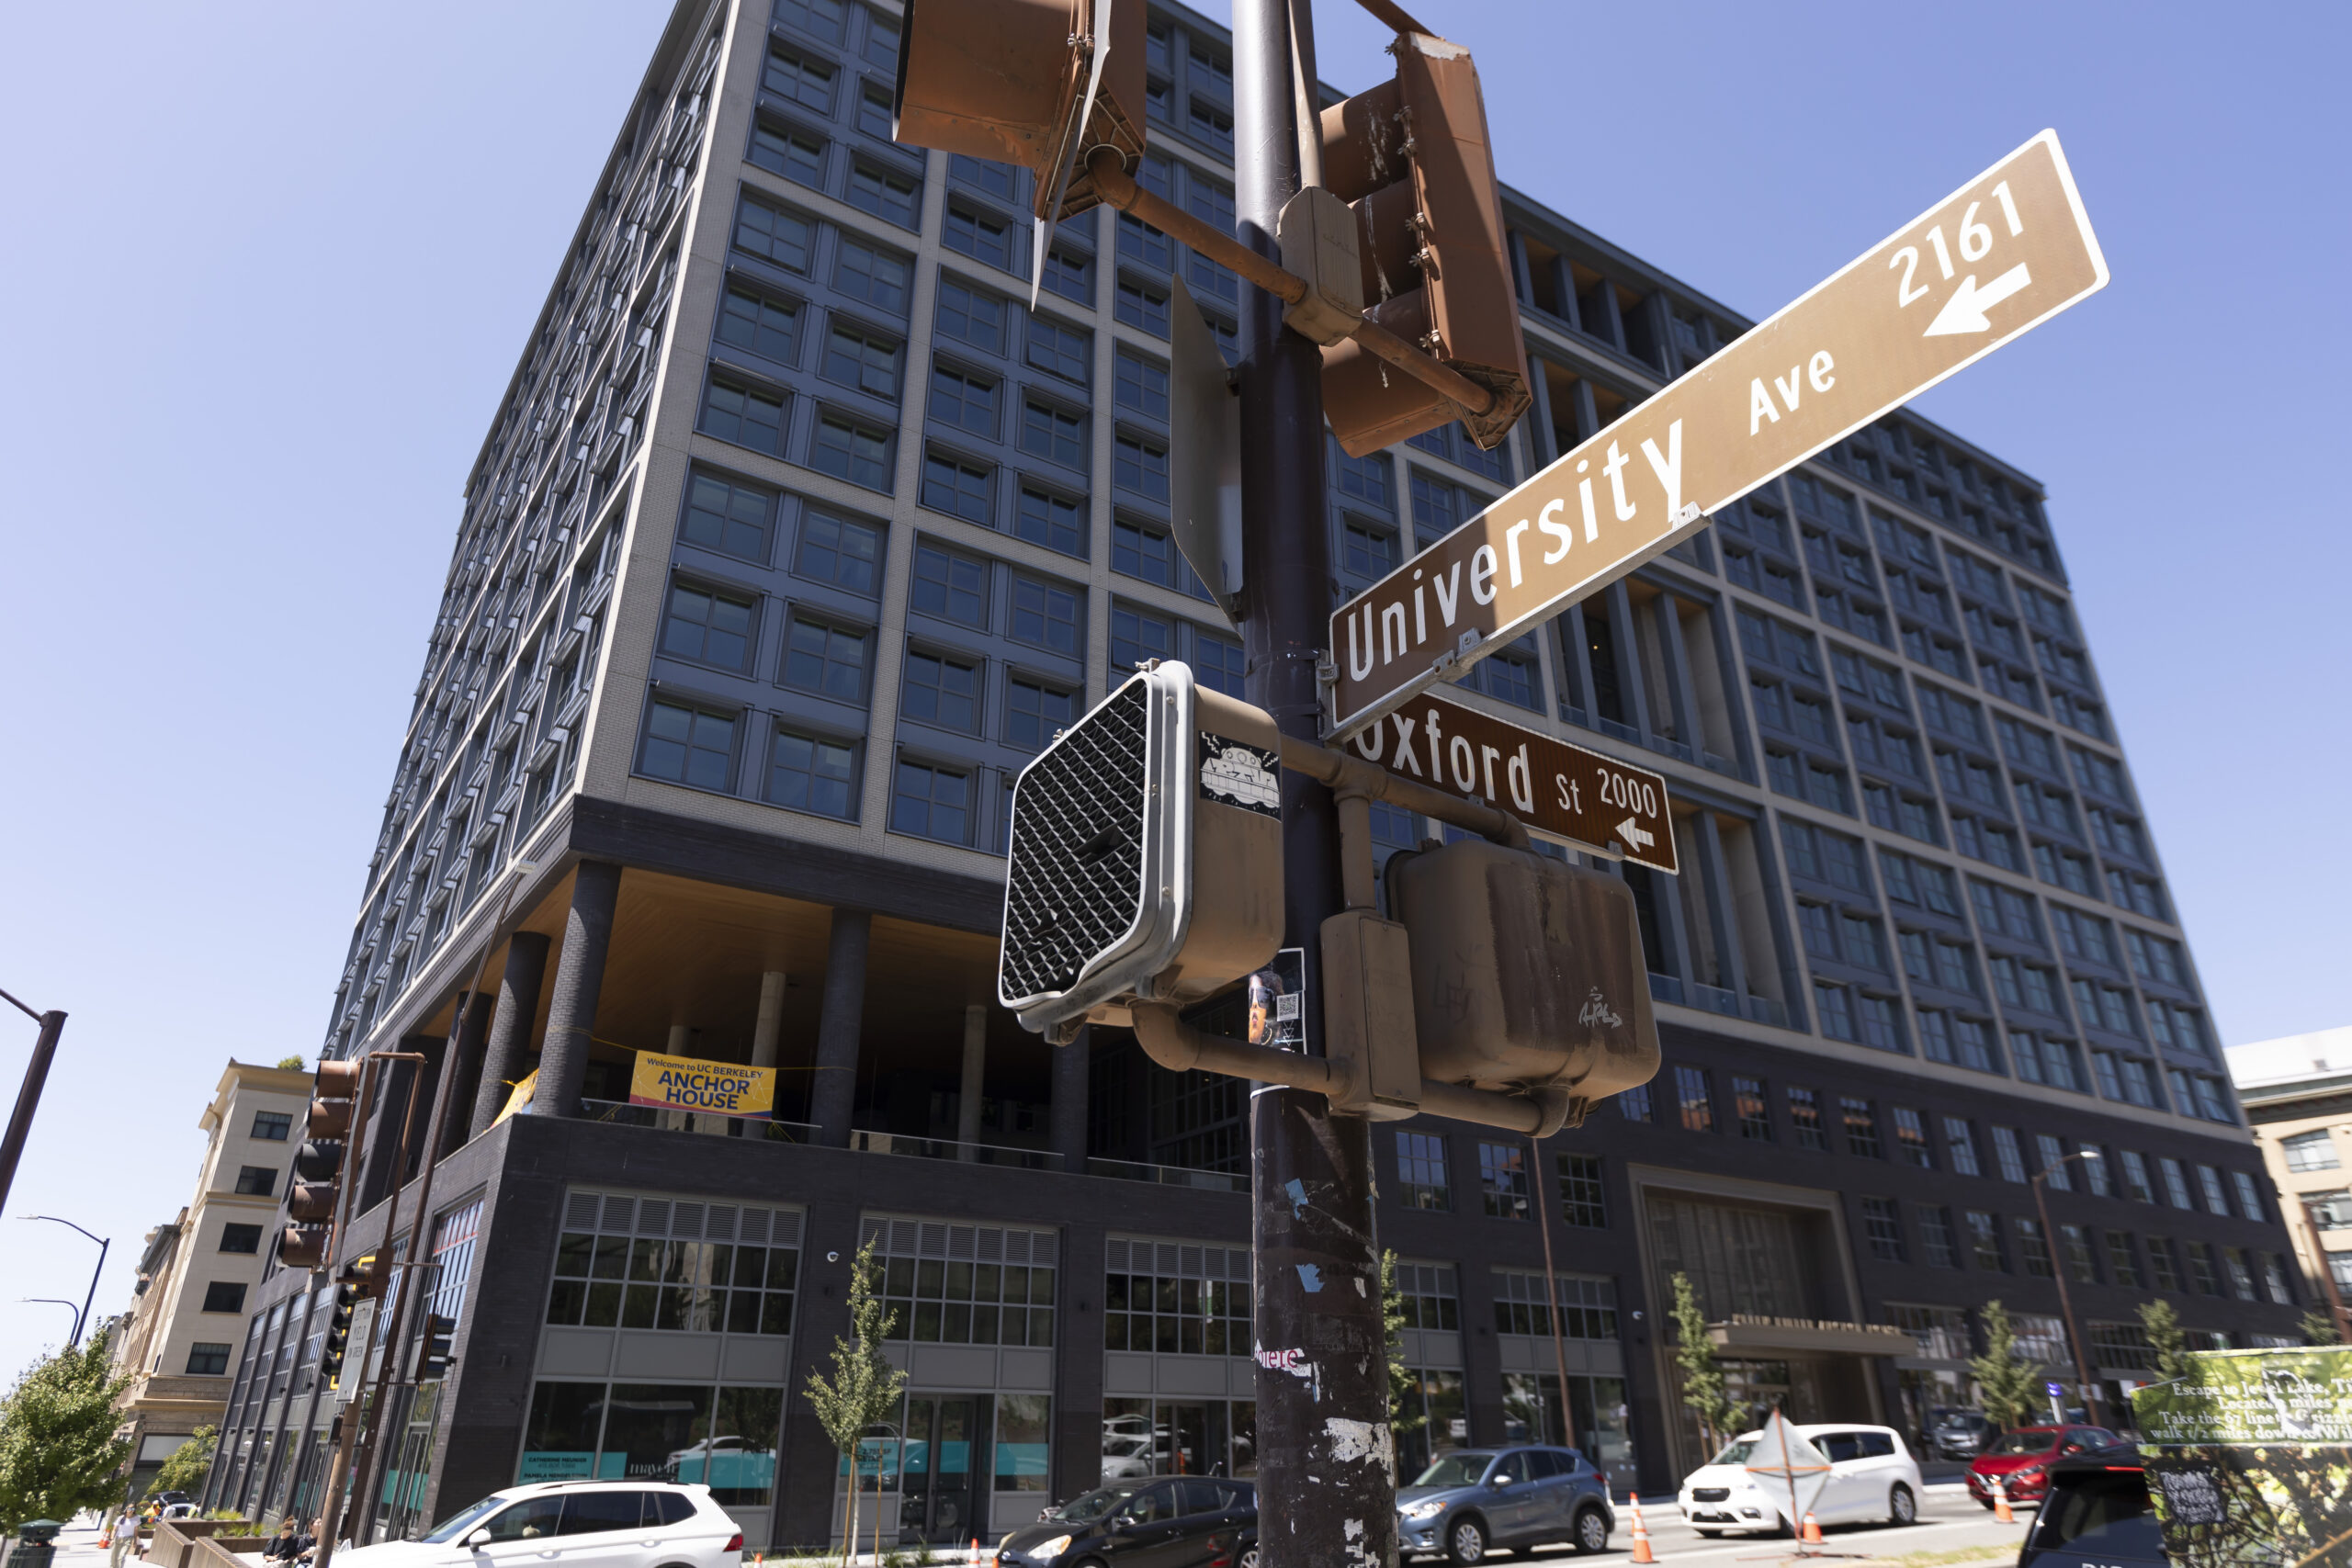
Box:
[898, 1395, 978, 1544]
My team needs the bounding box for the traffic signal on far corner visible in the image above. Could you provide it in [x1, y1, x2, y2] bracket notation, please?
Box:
[1316, 28, 1532, 457]
[279, 1058, 362, 1269]
[417, 1314, 459, 1382]
[320, 1278, 366, 1384]
[893, 0, 1145, 221]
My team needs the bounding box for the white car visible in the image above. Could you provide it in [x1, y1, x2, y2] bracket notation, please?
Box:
[334, 1481, 743, 1568]
[1678, 1423, 1921, 1537]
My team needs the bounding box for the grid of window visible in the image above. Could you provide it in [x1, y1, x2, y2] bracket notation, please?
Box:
[1861, 1198, 1905, 1261]
[1396, 1132, 1450, 1211]
[1733, 1077, 1771, 1141]
[1991, 1126, 2030, 1183]
[1676, 1066, 1713, 1133]
[1943, 1117, 1980, 1176]
[768, 729, 856, 818]
[1917, 1206, 1960, 1269]
[1491, 1271, 1617, 1339]
[1005, 681, 1076, 751]
[797, 510, 879, 592]
[890, 760, 970, 842]
[1479, 1142, 1529, 1219]
[1102, 1236, 1241, 1355]
[864, 1216, 1057, 1347]
[1556, 1154, 1606, 1229]
[545, 1191, 802, 1336]
[662, 583, 755, 670]
[250, 1111, 292, 1142]
[1841, 1099, 1883, 1160]
[782, 615, 868, 700]
[1787, 1088, 1827, 1152]
[1893, 1109, 1933, 1168]
[1966, 1211, 2006, 1272]
[1391, 1262, 1459, 1330]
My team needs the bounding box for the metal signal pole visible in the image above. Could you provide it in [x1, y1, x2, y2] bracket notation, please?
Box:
[1233, 3, 1397, 1564]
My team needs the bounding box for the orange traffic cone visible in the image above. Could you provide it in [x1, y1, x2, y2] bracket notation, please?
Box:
[1993, 1475, 2015, 1524]
[1629, 1493, 1657, 1563]
[1802, 1511, 1824, 1544]
[970, 1538, 983, 1565]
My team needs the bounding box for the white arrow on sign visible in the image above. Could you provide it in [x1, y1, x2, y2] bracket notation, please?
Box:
[1925, 262, 2033, 337]
[1615, 818, 1655, 852]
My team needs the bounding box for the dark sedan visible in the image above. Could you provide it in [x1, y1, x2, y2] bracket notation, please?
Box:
[996, 1476, 1256, 1568]
[2018, 1443, 2164, 1567]
[1396, 1446, 1614, 1562]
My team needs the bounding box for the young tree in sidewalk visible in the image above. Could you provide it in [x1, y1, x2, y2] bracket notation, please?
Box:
[1668, 1271, 1737, 1452]
[0, 1335, 133, 1529]
[144, 1428, 216, 1501]
[1970, 1300, 2045, 1430]
[1382, 1251, 1424, 1456]
[804, 1236, 905, 1567]
[2138, 1298, 2190, 1379]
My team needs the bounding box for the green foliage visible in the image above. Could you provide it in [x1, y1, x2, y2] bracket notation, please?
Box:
[276, 1055, 306, 1072]
[2301, 1307, 2344, 1347]
[1668, 1272, 1737, 1450]
[145, 1428, 216, 1500]
[2138, 1297, 2188, 1379]
[803, 1238, 905, 1566]
[1970, 1301, 2045, 1430]
[0, 1336, 134, 1529]
[1382, 1251, 1424, 1438]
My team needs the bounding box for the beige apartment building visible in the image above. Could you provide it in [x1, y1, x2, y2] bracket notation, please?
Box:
[107, 1060, 312, 1495]
[2232, 1027, 2352, 1318]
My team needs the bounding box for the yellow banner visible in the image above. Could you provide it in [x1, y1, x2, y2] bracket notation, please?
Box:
[628, 1052, 775, 1119]
[492, 1068, 537, 1125]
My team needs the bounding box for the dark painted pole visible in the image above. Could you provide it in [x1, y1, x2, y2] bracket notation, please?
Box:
[1232, 3, 1396, 1563]
[0, 997, 65, 1221]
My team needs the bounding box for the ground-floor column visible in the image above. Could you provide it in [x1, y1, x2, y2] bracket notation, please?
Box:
[751, 971, 787, 1069]
[470, 932, 550, 1136]
[1050, 1027, 1090, 1172]
[536, 861, 622, 1119]
[808, 908, 871, 1146]
[957, 1004, 987, 1152]
[436, 990, 495, 1159]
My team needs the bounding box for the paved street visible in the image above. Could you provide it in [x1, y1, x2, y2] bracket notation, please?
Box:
[1442, 1485, 2029, 1565]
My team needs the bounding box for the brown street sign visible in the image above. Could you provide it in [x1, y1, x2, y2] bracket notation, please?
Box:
[1327, 129, 2109, 735]
[1343, 691, 1679, 874]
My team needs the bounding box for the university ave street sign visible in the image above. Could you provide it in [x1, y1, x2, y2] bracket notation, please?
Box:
[1327, 130, 2109, 736]
[1347, 691, 1679, 874]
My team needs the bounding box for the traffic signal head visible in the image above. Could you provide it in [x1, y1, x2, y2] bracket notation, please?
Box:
[894, 0, 1145, 221]
[278, 1057, 362, 1271]
[1385, 837, 1658, 1119]
[417, 1314, 459, 1382]
[320, 1280, 364, 1383]
[1317, 30, 1532, 457]
[1000, 660, 1284, 1037]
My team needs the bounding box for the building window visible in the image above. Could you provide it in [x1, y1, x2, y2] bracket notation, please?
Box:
[700, 376, 788, 454]
[218, 1223, 263, 1255]
[1005, 681, 1077, 752]
[682, 473, 773, 562]
[1114, 275, 1170, 335]
[1617, 1083, 1655, 1122]
[1674, 1066, 1714, 1133]
[921, 450, 994, 523]
[781, 615, 869, 701]
[1990, 1126, 2029, 1183]
[202, 1281, 248, 1314]
[718, 287, 802, 364]
[811, 413, 893, 490]
[1965, 1212, 2007, 1272]
[767, 729, 858, 818]
[186, 1342, 232, 1375]
[546, 1193, 802, 1335]
[1194, 633, 1245, 698]
[1041, 246, 1092, 304]
[2145, 1236, 2182, 1292]
[945, 201, 1016, 269]
[1479, 1143, 1529, 1219]
[249, 1111, 291, 1142]
[1391, 1261, 1460, 1331]
[763, 42, 835, 109]
[901, 650, 980, 732]
[1491, 1270, 1617, 1338]
[936, 277, 1007, 353]
[1015, 487, 1086, 557]
[1917, 1206, 1960, 1269]
[1115, 351, 1170, 420]
[1841, 1100, 1883, 1160]
[846, 159, 921, 227]
[2017, 1218, 2054, 1279]
[748, 118, 825, 187]
[1011, 577, 1082, 656]
[2106, 1233, 2142, 1289]
[1112, 518, 1182, 589]
[2285, 1131, 2341, 1172]
[2118, 1150, 2155, 1203]
[796, 509, 881, 593]
[2061, 1224, 2099, 1285]
[2037, 1134, 2074, 1190]
[2232, 1170, 2267, 1223]
[911, 544, 986, 626]
[1893, 1109, 1933, 1168]
[1102, 1239, 1238, 1355]
[929, 365, 999, 435]
[640, 701, 738, 792]
[1396, 1133, 1450, 1211]
[1026, 315, 1091, 383]
[2158, 1156, 2194, 1209]
[1733, 1077, 1771, 1141]
[1786, 1087, 1826, 1152]
[1943, 1117, 1981, 1177]
[233, 1165, 277, 1197]
[1111, 604, 1173, 672]
[734, 197, 814, 272]
[1556, 1154, 1606, 1229]
[661, 582, 757, 671]
[891, 759, 972, 843]
[1861, 1198, 1905, 1261]
[823, 324, 902, 399]
[1114, 433, 1170, 501]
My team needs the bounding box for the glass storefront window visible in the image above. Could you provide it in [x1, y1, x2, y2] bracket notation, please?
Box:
[545, 1195, 802, 1336]
[1099, 1397, 1256, 1479]
[994, 1393, 1051, 1493]
[1395, 1372, 1465, 1479]
[521, 1382, 609, 1483]
[518, 1380, 786, 1492]
[694, 1388, 781, 1505]
[879, 1256, 1055, 1347]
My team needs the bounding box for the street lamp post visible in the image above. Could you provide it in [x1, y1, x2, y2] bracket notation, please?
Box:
[2030, 1146, 2107, 1427]
[24, 1214, 110, 1344]
[0, 986, 68, 1221]
[22, 1298, 81, 1340]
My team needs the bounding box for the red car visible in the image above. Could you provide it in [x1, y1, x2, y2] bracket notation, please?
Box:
[1966, 1426, 2120, 1508]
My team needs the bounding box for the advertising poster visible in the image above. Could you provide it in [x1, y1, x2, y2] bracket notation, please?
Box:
[627, 1051, 776, 1119]
[2132, 1346, 2352, 1566]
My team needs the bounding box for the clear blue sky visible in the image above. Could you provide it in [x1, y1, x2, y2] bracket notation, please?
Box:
[1, 0, 2343, 1386]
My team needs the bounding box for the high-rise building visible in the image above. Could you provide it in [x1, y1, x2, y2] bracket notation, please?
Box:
[2228, 1027, 2352, 1326]
[202, 0, 2297, 1544]
[105, 1059, 313, 1498]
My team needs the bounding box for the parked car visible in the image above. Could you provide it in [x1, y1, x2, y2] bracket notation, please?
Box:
[1926, 1408, 1996, 1460]
[1395, 1446, 1613, 1562]
[2018, 1442, 2165, 1567]
[997, 1476, 1255, 1568]
[1678, 1424, 1921, 1537]
[1965, 1425, 2120, 1510]
[333, 1481, 743, 1568]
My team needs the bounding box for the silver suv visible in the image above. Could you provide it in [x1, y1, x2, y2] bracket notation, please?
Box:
[335, 1482, 743, 1568]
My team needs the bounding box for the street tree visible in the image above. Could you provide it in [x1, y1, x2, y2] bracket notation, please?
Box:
[146, 1428, 216, 1500]
[1668, 1272, 1737, 1452]
[2139, 1298, 2190, 1379]
[1971, 1301, 2045, 1430]
[803, 1237, 904, 1566]
[0, 1336, 133, 1529]
[1382, 1251, 1423, 1453]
